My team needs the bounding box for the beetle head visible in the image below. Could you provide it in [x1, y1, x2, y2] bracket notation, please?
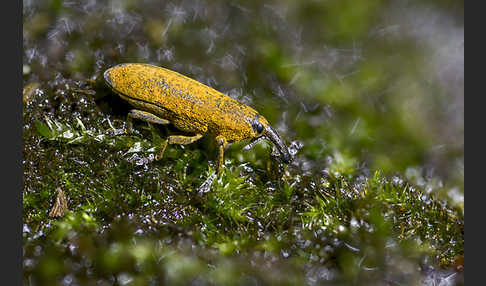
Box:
[249, 115, 291, 164]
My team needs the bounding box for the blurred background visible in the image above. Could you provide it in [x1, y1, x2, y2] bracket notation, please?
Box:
[23, 0, 464, 188]
[23, 0, 464, 285]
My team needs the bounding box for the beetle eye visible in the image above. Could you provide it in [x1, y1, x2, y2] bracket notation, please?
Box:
[253, 122, 264, 133]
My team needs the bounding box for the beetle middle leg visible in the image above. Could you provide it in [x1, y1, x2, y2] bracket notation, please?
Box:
[155, 134, 204, 160]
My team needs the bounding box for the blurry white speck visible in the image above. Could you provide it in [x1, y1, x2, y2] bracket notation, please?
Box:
[116, 43, 124, 54]
[206, 40, 214, 54]
[61, 18, 72, 34]
[24, 259, 35, 270]
[47, 29, 58, 40]
[157, 47, 174, 62]
[447, 187, 463, 206]
[26, 49, 36, 62]
[136, 42, 150, 60]
[344, 242, 360, 252]
[350, 118, 360, 135]
[281, 249, 290, 258]
[275, 85, 288, 104]
[117, 273, 133, 286]
[220, 54, 238, 70]
[23, 65, 31, 75]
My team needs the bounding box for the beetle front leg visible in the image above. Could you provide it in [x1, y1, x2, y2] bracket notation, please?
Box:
[215, 135, 228, 174]
[243, 136, 265, 151]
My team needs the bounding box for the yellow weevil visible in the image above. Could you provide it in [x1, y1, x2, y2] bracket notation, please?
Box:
[104, 63, 291, 173]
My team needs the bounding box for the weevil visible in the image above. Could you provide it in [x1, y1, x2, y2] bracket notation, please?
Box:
[104, 63, 291, 173]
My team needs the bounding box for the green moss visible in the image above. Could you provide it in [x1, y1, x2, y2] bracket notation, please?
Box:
[24, 113, 463, 283]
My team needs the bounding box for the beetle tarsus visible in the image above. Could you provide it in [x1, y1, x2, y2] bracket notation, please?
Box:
[155, 139, 168, 160]
[216, 135, 227, 174]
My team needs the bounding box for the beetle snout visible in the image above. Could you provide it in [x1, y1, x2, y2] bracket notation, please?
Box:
[264, 125, 291, 164]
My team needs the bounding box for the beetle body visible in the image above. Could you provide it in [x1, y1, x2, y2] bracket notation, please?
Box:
[104, 63, 290, 172]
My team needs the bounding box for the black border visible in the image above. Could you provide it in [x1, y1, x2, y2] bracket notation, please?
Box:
[4, 0, 22, 284]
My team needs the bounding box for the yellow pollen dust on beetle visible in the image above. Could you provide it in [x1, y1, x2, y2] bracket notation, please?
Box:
[104, 63, 291, 173]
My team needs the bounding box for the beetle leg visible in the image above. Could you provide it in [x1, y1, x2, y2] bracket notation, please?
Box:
[128, 109, 170, 125]
[155, 134, 203, 161]
[270, 145, 281, 159]
[155, 139, 168, 161]
[111, 110, 170, 135]
[215, 135, 228, 174]
[243, 136, 265, 151]
[168, 134, 203, 145]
